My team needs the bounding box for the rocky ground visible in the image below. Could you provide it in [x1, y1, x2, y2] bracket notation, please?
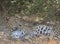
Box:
[0, 15, 60, 44]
